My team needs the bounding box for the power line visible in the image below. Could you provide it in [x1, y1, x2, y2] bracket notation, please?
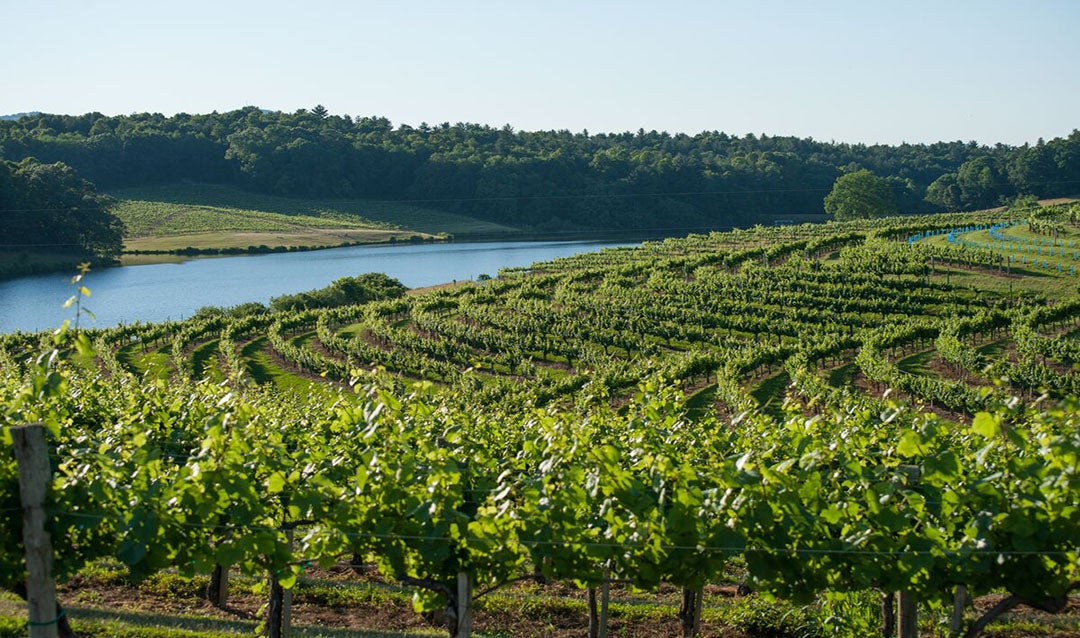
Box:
[0, 206, 1055, 249]
[46, 510, 1080, 557]
[0, 222, 788, 249]
[0, 229, 716, 250]
[0, 179, 1077, 215]
[0, 207, 87, 213]
[0, 242, 90, 248]
[4, 197, 1072, 249]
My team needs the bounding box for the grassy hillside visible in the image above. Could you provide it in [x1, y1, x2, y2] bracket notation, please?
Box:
[111, 183, 519, 252]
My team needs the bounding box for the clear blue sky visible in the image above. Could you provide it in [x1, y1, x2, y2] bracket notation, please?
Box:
[2, 0, 1077, 145]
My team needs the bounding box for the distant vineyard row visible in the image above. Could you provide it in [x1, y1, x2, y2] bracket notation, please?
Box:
[2, 205, 1079, 637]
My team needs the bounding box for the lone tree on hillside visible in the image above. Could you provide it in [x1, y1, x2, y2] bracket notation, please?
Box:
[824, 169, 896, 221]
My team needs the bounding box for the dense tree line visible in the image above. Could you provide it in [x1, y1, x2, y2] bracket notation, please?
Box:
[0, 107, 1077, 232]
[925, 135, 1080, 210]
[0, 157, 123, 257]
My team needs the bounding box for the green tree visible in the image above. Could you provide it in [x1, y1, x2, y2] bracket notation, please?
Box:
[955, 156, 1011, 208]
[823, 169, 896, 221]
[2, 158, 124, 258]
[925, 173, 961, 210]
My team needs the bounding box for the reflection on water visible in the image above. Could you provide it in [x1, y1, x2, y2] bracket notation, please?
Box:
[0, 240, 631, 333]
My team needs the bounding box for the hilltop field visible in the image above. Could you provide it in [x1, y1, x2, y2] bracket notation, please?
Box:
[2, 202, 1080, 638]
[111, 183, 520, 260]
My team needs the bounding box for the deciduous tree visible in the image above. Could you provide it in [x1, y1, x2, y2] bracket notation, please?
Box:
[823, 169, 896, 221]
[1, 158, 123, 258]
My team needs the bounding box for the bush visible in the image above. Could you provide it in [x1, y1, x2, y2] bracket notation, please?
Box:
[270, 272, 407, 312]
[725, 597, 823, 638]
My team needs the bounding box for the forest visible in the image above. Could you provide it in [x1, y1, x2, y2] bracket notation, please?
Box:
[2, 108, 1078, 234]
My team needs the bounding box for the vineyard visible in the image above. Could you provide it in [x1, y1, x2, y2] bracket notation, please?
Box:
[2, 203, 1080, 637]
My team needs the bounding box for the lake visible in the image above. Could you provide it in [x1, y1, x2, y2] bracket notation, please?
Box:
[0, 240, 633, 333]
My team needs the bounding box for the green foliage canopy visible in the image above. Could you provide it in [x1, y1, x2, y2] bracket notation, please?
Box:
[269, 272, 407, 312]
[0, 158, 124, 258]
[3, 109, 1077, 231]
[823, 169, 896, 221]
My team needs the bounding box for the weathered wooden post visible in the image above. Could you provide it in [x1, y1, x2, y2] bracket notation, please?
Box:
[455, 571, 472, 638]
[897, 464, 921, 638]
[265, 529, 294, 638]
[897, 590, 917, 638]
[11, 423, 59, 638]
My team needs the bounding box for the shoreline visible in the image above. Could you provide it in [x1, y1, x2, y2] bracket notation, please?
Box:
[118, 230, 665, 267]
[0, 237, 640, 333]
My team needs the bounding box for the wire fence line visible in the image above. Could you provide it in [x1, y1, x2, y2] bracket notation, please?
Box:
[2, 508, 1067, 559]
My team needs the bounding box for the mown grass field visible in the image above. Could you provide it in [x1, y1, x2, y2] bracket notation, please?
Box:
[120, 227, 414, 256]
[110, 183, 520, 255]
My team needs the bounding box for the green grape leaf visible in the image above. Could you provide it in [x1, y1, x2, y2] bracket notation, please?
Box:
[972, 412, 1000, 438]
[267, 472, 286, 494]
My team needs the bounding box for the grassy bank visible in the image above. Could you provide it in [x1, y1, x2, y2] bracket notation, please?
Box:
[112, 183, 519, 237]
[0, 251, 114, 280]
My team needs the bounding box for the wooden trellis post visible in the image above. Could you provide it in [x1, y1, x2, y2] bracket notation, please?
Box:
[11, 423, 59, 638]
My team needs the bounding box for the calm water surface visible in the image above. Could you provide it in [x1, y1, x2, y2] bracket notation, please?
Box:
[0, 240, 632, 333]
